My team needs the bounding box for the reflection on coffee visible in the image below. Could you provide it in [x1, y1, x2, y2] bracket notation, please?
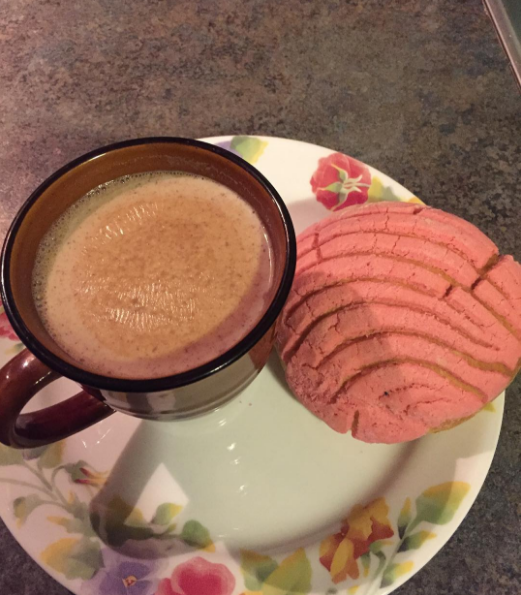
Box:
[32, 172, 274, 379]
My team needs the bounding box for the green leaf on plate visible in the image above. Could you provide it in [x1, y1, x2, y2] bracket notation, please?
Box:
[380, 561, 414, 588]
[319, 181, 343, 194]
[66, 491, 89, 520]
[37, 442, 64, 470]
[398, 530, 436, 552]
[369, 539, 393, 554]
[47, 514, 96, 538]
[230, 136, 267, 164]
[360, 551, 371, 577]
[0, 444, 23, 466]
[5, 342, 25, 356]
[63, 461, 91, 482]
[414, 482, 470, 526]
[152, 503, 183, 526]
[13, 494, 45, 526]
[40, 536, 102, 580]
[333, 190, 352, 210]
[262, 548, 312, 595]
[331, 163, 348, 182]
[397, 497, 412, 539]
[180, 520, 214, 550]
[240, 550, 279, 591]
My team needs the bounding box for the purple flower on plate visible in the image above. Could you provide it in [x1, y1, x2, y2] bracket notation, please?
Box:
[81, 548, 159, 595]
[214, 140, 240, 157]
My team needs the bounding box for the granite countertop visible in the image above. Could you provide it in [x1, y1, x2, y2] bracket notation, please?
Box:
[0, 0, 519, 593]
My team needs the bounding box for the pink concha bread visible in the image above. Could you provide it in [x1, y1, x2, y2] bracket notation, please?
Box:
[276, 201, 521, 443]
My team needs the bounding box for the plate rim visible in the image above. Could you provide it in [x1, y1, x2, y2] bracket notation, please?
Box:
[0, 133, 504, 595]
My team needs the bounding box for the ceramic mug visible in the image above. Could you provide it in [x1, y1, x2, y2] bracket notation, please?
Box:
[0, 138, 296, 449]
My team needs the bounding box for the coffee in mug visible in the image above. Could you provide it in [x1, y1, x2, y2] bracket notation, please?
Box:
[32, 172, 274, 379]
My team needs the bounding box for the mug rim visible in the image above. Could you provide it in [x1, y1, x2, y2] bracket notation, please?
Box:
[1, 137, 296, 392]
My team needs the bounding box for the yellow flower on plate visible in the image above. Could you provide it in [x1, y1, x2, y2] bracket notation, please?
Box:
[319, 497, 394, 583]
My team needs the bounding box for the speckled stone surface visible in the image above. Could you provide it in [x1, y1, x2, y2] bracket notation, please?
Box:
[0, 0, 520, 593]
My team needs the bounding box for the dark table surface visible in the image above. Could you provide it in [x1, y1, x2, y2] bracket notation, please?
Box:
[1, 1, 520, 594]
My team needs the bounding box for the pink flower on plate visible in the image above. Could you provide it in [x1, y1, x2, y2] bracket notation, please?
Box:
[310, 152, 371, 211]
[156, 557, 235, 595]
[0, 308, 19, 341]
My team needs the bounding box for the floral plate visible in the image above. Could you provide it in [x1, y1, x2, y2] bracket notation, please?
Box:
[0, 136, 503, 595]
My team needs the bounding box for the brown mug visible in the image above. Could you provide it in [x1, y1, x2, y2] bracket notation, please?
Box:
[0, 138, 296, 449]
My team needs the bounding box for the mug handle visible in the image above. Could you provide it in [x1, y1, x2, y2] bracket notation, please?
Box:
[0, 349, 114, 449]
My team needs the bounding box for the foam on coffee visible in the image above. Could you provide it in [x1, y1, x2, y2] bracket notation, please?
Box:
[32, 172, 274, 379]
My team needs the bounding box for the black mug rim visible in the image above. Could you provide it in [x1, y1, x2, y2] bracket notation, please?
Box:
[1, 137, 296, 392]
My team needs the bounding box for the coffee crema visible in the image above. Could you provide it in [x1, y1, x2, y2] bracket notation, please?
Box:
[32, 172, 274, 379]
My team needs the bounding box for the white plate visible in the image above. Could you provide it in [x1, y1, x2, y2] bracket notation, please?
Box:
[0, 136, 503, 595]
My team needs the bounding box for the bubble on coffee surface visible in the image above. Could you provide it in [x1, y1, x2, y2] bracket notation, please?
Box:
[32, 172, 273, 378]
